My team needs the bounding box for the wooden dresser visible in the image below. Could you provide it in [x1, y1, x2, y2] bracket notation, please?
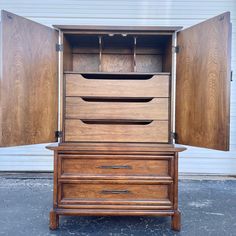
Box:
[0, 10, 231, 231]
[48, 144, 185, 231]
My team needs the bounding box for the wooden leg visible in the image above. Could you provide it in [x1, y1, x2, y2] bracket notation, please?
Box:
[171, 210, 181, 231]
[49, 210, 59, 230]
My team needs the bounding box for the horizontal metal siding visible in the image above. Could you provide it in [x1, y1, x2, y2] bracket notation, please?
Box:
[0, 0, 236, 174]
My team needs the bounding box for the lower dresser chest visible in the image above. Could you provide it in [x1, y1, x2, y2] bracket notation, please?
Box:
[48, 143, 185, 231]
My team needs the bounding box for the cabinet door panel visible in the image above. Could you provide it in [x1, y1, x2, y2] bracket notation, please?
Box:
[176, 12, 231, 150]
[0, 11, 58, 146]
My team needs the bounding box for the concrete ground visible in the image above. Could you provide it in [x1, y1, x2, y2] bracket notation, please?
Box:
[0, 173, 236, 236]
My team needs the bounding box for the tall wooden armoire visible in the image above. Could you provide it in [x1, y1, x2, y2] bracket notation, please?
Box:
[0, 10, 231, 231]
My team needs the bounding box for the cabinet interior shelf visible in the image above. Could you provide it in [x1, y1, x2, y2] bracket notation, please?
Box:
[63, 34, 172, 74]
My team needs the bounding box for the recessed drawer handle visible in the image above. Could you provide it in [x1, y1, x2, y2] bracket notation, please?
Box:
[97, 165, 132, 169]
[101, 190, 131, 194]
[81, 97, 153, 103]
[80, 74, 153, 80]
[81, 119, 153, 125]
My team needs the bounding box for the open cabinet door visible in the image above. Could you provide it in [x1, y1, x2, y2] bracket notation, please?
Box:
[176, 12, 231, 151]
[0, 11, 58, 146]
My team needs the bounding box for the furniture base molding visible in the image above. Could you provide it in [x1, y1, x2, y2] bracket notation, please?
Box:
[49, 208, 181, 231]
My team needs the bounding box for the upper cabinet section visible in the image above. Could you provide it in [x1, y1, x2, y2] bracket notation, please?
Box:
[62, 33, 174, 74]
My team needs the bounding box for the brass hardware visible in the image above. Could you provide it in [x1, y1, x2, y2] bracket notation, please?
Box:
[101, 190, 131, 194]
[97, 165, 132, 169]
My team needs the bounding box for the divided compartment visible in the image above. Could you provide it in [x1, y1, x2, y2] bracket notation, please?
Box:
[136, 35, 172, 73]
[63, 34, 172, 73]
[64, 35, 100, 72]
[101, 35, 134, 72]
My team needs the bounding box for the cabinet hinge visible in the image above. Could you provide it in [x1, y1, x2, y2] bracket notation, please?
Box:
[174, 46, 180, 53]
[171, 132, 177, 140]
[55, 131, 63, 139]
[231, 71, 233, 82]
[56, 44, 63, 52]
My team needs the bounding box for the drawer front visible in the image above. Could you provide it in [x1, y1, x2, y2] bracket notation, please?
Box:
[65, 97, 169, 120]
[65, 74, 170, 98]
[64, 120, 169, 143]
[59, 182, 171, 205]
[59, 155, 172, 178]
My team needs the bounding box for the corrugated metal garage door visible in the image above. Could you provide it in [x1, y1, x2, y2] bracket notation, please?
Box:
[0, 0, 235, 174]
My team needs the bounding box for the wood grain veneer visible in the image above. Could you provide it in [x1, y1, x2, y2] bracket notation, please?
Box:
[65, 97, 169, 120]
[59, 182, 170, 203]
[47, 143, 186, 153]
[0, 10, 58, 146]
[73, 54, 100, 72]
[48, 144, 185, 230]
[64, 120, 169, 142]
[101, 54, 134, 72]
[136, 54, 162, 72]
[59, 155, 172, 178]
[176, 12, 231, 150]
[65, 74, 170, 97]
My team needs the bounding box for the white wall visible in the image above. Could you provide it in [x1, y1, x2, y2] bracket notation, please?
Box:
[0, 0, 236, 174]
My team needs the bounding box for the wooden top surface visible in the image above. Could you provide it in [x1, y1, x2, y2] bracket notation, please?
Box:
[53, 25, 182, 32]
[46, 143, 186, 153]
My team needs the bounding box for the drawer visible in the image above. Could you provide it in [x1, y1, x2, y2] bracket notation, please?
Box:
[65, 97, 169, 120]
[64, 120, 169, 143]
[59, 155, 173, 179]
[59, 181, 172, 205]
[65, 74, 170, 98]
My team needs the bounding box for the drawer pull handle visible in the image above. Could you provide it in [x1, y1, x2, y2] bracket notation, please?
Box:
[81, 74, 153, 80]
[101, 190, 131, 194]
[81, 119, 153, 125]
[81, 97, 153, 103]
[97, 165, 132, 169]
